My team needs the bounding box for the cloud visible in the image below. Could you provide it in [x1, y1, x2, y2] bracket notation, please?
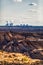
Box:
[32, 3, 37, 6]
[29, 3, 37, 6]
[13, 0, 22, 2]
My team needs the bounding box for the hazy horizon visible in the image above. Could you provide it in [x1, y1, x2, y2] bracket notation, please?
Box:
[0, 0, 43, 26]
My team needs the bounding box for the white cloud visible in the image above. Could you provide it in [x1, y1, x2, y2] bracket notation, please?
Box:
[32, 3, 37, 6]
[29, 3, 37, 6]
[13, 0, 22, 2]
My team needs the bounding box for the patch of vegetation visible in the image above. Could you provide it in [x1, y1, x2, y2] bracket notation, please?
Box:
[31, 61, 43, 65]
[0, 61, 43, 65]
[22, 56, 29, 61]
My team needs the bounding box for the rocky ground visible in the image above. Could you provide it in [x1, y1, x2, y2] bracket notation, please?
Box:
[0, 31, 43, 65]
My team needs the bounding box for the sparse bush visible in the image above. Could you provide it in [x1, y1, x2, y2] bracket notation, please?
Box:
[0, 61, 43, 65]
[22, 57, 28, 62]
[31, 61, 43, 65]
[8, 55, 12, 58]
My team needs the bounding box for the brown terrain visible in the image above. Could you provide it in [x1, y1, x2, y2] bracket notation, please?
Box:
[0, 31, 43, 65]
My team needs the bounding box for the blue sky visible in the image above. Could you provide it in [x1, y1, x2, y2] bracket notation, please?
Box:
[0, 0, 43, 26]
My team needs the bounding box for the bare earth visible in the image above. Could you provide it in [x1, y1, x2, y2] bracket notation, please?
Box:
[0, 31, 43, 65]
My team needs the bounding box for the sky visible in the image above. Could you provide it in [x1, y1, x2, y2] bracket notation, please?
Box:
[0, 0, 43, 26]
